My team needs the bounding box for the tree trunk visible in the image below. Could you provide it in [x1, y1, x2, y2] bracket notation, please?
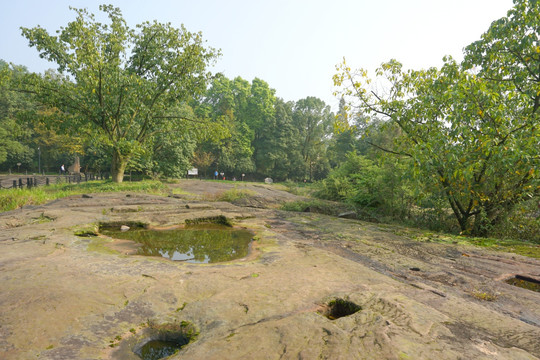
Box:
[111, 149, 127, 183]
[471, 203, 512, 237]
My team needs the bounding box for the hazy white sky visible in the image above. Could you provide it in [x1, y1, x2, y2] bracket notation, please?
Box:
[0, 0, 514, 108]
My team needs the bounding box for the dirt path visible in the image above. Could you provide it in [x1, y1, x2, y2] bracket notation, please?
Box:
[0, 180, 539, 359]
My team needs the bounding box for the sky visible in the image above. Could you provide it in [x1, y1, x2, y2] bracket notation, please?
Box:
[0, 0, 514, 110]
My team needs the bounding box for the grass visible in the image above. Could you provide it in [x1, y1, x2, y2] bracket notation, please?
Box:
[470, 289, 499, 301]
[281, 180, 315, 196]
[216, 187, 256, 202]
[280, 199, 355, 216]
[0, 180, 167, 212]
[393, 227, 540, 259]
[201, 186, 256, 202]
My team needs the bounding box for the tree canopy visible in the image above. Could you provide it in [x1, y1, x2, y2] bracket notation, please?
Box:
[17, 5, 220, 182]
[334, 0, 539, 235]
[2, 1, 538, 240]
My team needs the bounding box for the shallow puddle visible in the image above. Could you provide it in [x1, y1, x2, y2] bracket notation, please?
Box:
[505, 275, 540, 292]
[101, 224, 253, 263]
[136, 339, 185, 360]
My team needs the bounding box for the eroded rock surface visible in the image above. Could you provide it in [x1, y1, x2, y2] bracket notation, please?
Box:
[0, 180, 539, 359]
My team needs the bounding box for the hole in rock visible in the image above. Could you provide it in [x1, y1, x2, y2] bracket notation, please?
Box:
[320, 298, 362, 320]
[505, 275, 540, 292]
[135, 338, 188, 360]
[132, 321, 197, 360]
[100, 224, 253, 263]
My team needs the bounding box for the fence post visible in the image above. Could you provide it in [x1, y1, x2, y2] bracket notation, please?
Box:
[27, 177, 31, 189]
[34, 177, 37, 187]
[19, 178, 23, 188]
[13, 180, 17, 189]
[46, 177, 50, 186]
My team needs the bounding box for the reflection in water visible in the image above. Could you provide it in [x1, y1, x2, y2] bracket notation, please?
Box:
[101, 225, 253, 263]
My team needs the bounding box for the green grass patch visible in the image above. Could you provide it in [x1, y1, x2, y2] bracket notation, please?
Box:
[0, 188, 51, 212]
[47, 179, 167, 194]
[171, 187, 192, 196]
[281, 180, 315, 196]
[0, 180, 167, 212]
[393, 227, 540, 259]
[216, 187, 256, 202]
[280, 199, 354, 216]
[87, 237, 120, 255]
[470, 289, 498, 301]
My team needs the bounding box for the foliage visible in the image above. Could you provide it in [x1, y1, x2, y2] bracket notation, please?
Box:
[315, 152, 382, 207]
[490, 199, 540, 243]
[194, 75, 254, 176]
[282, 180, 314, 196]
[0, 61, 36, 170]
[194, 75, 334, 181]
[292, 96, 333, 181]
[334, 1, 540, 235]
[17, 5, 220, 182]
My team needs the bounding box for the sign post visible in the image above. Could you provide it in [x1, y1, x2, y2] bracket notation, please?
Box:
[187, 168, 198, 178]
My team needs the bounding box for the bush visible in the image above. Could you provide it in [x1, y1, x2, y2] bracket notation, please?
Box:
[490, 200, 540, 243]
[315, 152, 382, 207]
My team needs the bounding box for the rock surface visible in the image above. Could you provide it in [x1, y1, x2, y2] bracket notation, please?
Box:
[0, 180, 539, 359]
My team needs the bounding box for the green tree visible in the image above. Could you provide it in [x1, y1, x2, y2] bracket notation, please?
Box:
[292, 97, 333, 181]
[194, 74, 254, 176]
[0, 61, 36, 172]
[316, 151, 382, 207]
[246, 78, 276, 176]
[464, 0, 540, 116]
[267, 98, 305, 181]
[335, 55, 539, 235]
[18, 5, 219, 182]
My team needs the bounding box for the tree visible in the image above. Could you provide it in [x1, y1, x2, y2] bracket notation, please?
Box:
[266, 98, 304, 181]
[18, 5, 219, 182]
[292, 97, 333, 181]
[0, 61, 36, 171]
[194, 74, 254, 176]
[335, 54, 539, 235]
[246, 78, 276, 176]
[463, 0, 540, 116]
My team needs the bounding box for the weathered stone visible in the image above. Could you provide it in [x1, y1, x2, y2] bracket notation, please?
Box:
[0, 182, 538, 360]
[338, 211, 357, 219]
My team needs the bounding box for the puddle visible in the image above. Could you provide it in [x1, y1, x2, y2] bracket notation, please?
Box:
[135, 339, 187, 360]
[505, 275, 540, 292]
[100, 224, 253, 263]
[126, 321, 197, 360]
[319, 298, 362, 320]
